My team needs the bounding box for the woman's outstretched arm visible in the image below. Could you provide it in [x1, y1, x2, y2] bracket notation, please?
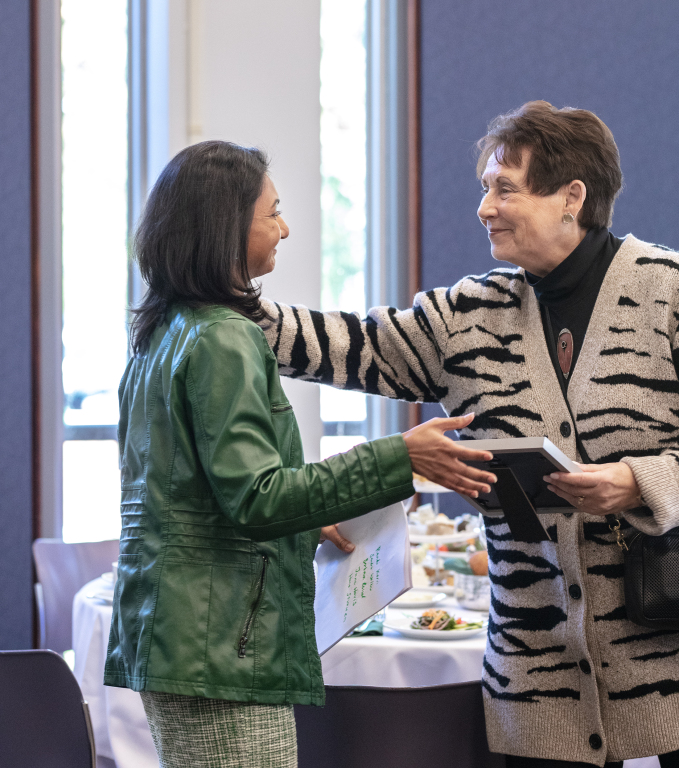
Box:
[260, 291, 454, 403]
[188, 318, 495, 541]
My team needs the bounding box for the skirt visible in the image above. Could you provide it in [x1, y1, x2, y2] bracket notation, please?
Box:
[140, 691, 298, 768]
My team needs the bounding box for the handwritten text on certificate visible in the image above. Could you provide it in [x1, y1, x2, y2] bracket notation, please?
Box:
[314, 503, 411, 654]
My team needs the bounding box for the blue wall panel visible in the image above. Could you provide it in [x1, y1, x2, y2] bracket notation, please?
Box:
[420, 0, 679, 292]
[419, 0, 679, 514]
[0, 0, 34, 648]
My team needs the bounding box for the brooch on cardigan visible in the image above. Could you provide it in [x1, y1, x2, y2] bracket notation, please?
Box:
[558, 328, 573, 379]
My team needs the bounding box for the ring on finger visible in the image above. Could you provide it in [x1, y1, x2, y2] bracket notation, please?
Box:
[575, 495, 585, 508]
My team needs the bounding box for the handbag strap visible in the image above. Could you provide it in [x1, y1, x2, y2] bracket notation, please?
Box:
[542, 306, 626, 546]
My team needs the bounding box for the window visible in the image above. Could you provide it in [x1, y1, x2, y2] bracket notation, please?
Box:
[61, 0, 129, 542]
[319, 0, 369, 460]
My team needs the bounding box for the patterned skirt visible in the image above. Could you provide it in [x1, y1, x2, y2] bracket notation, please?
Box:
[140, 692, 298, 768]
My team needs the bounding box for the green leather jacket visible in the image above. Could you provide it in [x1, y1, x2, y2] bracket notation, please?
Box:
[104, 306, 414, 705]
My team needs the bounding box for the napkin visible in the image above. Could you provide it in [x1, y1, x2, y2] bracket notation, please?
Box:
[348, 618, 384, 637]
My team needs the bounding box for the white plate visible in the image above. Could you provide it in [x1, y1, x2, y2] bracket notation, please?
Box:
[384, 615, 487, 641]
[100, 572, 115, 584]
[86, 590, 114, 604]
[390, 591, 447, 609]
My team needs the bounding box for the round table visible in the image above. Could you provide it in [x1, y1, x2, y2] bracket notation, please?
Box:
[321, 596, 487, 687]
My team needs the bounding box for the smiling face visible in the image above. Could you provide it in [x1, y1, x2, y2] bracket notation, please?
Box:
[477, 149, 587, 277]
[246, 175, 289, 278]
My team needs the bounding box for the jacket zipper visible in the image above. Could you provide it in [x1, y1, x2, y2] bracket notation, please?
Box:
[271, 403, 293, 414]
[238, 555, 268, 658]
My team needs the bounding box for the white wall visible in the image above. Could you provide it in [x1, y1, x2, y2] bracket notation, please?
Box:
[162, 0, 323, 461]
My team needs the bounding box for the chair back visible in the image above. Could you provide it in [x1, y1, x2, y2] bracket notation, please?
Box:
[32, 538, 120, 654]
[295, 681, 504, 768]
[0, 649, 96, 768]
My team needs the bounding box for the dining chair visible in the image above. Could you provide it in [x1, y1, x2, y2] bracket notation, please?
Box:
[33, 537, 120, 654]
[0, 649, 96, 768]
[294, 681, 505, 768]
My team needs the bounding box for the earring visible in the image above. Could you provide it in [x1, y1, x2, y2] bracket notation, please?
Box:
[562, 211, 575, 224]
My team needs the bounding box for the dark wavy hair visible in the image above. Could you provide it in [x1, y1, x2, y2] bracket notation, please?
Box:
[476, 101, 623, 229]
[129, 140, 271, 355]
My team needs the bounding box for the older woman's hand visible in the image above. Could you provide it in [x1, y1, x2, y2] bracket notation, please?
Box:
[544, 462, 642, 516]
[403, 413, 497, 498]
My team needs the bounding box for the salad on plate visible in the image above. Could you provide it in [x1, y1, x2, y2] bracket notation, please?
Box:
[410, 609, 484, 632]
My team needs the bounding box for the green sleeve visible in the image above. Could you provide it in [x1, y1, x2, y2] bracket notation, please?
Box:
[186, 319, 414, 540]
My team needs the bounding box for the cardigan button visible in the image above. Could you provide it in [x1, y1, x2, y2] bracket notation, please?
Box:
[560, 421, 572, 438]
[589, 733, 602, 750]
[569, 584, 582, 599]
[579, 659, 592, 675]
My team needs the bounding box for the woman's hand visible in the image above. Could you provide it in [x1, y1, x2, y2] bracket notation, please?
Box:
[402, 413, 496, 498]
[319, 525, 355, 553]
[544, 462, 642, 516]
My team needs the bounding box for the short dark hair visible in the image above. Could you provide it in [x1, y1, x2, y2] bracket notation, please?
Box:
[476, 101, 623, 230]
[130, 140, 271, 356]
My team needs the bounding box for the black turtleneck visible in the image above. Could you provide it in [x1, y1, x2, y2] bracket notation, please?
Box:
[525, 227, 623, 397]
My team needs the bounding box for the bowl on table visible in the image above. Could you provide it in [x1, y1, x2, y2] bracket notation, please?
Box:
[455, 574, 490, 612]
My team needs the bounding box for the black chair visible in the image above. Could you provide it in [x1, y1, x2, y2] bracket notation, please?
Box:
[0, 649, 96, 768]
[295, 681, 505, 768]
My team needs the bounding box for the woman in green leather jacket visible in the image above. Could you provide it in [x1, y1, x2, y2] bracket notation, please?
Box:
[104, 140, 496, 768]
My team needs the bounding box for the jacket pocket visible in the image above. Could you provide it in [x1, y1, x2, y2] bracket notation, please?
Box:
[236, 554, 268, 658]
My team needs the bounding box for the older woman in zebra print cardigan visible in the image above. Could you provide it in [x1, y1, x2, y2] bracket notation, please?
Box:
[260, 102, 679, 767]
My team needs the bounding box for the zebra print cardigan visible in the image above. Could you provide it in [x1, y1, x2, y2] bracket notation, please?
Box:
[261, 235, 679, 764]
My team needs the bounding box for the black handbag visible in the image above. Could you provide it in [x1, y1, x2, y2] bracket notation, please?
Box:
[617, 523, 679, 630]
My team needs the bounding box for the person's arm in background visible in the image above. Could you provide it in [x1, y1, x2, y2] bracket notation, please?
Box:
[188, 317, 496, 542]
[260, 289, 454, 404]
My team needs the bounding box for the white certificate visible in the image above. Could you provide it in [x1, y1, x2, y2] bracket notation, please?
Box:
[314, 502, 412, 655]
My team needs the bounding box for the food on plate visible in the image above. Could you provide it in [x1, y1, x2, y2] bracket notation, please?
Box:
[410, 609, 484, 631]
[410, 543, 429, 565]
[408, 503, 435, 527]
[422, 564, 435, 579]
[426, 521, 457, 536]
[425, 513, 458, 536]
[411, 564, 430, 588]
[445, 540, 470, 552]
[408, 504, 435, 533]
[469, 550, 489, 576]
[421, 564, 456, 587]
[456, 514, 474, 532]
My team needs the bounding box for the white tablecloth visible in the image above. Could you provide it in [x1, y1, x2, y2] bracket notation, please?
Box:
[73, 578, 658, 768]
[321, 596, 487, 686]
[73, 577, 159, 768]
